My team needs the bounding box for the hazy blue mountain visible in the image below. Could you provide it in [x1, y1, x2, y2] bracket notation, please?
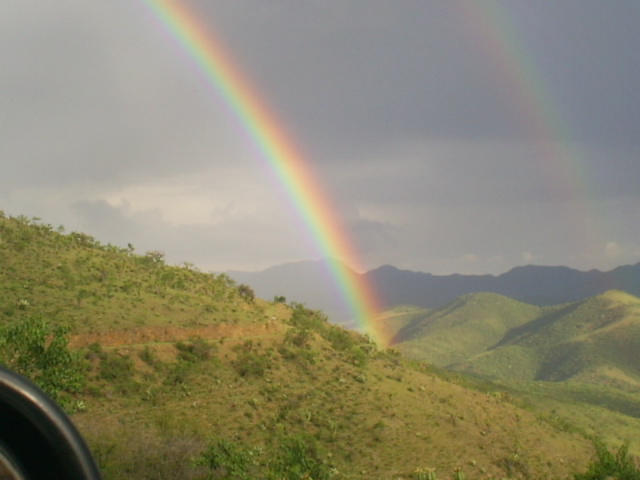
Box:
[227, 261, 640, 324]
[366, 263, 640, 309]
[227, 259, 357, 325]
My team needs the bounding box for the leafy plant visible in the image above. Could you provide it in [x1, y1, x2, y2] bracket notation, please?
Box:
[289, 303, 328, 333]
[175, 337, 214, 363]
[272, 434, 337, 480]
[196, 438, 253, 480]
[0, 315, 85, 409]
[414, 467, 437, 480]
[232, 350, 270, 378]
[238, 284, 255, 303]
[574, 441, 640, 480]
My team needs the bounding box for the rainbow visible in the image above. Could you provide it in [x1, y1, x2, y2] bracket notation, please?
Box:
[143, 1, 387, 345]
[452, 1, 605, 259]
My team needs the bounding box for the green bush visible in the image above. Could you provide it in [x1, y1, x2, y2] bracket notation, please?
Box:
[138, 346, 159, 367]
[0, 316, 85, 409]
[196, 434, 337, 480]
[232, 351, 270, 378]
[196, 439, 254, 480]
[285, 328, 312, 348]
[272, 434, 336, 480]
[175, 337, 214, 363]
[575, 441, 640, 480]
[323, 327, 355, 351]
[95, 351, 143, 395]
[289, 304, 328, 333]
[98, 354, 134, 382]
[238, 284, 255, 303]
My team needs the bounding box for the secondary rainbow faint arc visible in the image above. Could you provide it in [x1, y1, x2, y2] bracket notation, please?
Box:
[144, 1, 386, 345]
[453, 1, 605, 255]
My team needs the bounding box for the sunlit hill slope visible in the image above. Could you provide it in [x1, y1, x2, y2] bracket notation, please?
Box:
[0, 211, 624, 479]
[391, 291, 640, 390]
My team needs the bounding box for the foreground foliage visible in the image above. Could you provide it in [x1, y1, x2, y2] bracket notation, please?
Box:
[574, 442, 640, 480]
[0, 315, 85, 410]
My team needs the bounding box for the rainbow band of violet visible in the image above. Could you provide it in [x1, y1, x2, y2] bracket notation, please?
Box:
[144, 0, 386, 345]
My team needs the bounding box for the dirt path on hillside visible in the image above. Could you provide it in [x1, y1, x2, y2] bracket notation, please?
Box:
[69, 321, 285, 349]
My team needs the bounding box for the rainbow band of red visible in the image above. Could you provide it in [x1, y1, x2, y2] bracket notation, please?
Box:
[144, 1, 386, 345]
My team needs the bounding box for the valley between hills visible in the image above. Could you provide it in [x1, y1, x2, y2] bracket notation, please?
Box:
[0, 212, 639, 479]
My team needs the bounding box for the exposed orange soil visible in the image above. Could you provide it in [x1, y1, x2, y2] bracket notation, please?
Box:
[69, 320, 285, 349]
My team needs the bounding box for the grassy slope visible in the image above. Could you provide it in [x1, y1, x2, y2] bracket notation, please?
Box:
[390, 293, 545, 366]
[391, 290, 640, 387]
[74, 335, 596, 479]
[0, 213, 606, 478]
[391, 290, 640, 457]
[376, 305, 429, 340]
[448, 291, 640, 388]
[0, 214, 275, 334]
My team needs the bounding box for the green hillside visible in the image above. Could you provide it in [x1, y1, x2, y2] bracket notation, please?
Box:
[0, 213, 273, 336]
[390, 293, 546, 366]
[391, 291, 640, 387]
[0, 212, 631, 479]
[376, 305, 429, 339]
[391, 290, 640, 458]
[448, 291, 640, 388]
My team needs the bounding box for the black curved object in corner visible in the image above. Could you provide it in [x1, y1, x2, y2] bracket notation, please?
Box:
[0, 366, 101, 479]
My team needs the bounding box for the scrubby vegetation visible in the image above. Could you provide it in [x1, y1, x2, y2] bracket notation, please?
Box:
[391, 291, 640, 457]
[0, 314, 85, 410]
[574, 442, 640, 480]
[0, 212, 638, 478]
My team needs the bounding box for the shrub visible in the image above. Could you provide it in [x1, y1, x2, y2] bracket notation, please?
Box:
[196, 434, 337, 480]
[97, 351, 141, 395]
[175, 337, 214, 363]
[272, 434, 336, 480]
[232, 351, 269, 378]
[0, 316, 85, 409]
[285, 328, 312, 348]
[138, 346, 159, 367]
[143, 250, 165, 266]
[324, 327, 355, 351]
[238, 284, 255, 303]
[574, 441, 640, 480]
[196, 439, 253, 480]
[99, 353, 134, 382]
[289, 304, 328, 333]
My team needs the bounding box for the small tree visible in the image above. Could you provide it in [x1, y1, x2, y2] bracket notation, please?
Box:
[238, 284, 255, 303]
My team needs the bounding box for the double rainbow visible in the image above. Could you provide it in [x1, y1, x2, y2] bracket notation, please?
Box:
[143, 2, 597, 346]
[144, 1, 386, 344]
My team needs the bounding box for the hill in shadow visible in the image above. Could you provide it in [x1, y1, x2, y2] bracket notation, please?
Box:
[367, 263, 640, 310]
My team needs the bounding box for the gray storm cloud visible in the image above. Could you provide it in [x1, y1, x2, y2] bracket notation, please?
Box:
[1, 1, 639, 274]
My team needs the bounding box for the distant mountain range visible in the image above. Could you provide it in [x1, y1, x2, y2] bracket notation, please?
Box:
[227, 259, 354, 323]
[227, 260, 640, 324]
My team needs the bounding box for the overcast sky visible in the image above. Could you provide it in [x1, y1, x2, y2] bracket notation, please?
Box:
[2, 1, 639, 275]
